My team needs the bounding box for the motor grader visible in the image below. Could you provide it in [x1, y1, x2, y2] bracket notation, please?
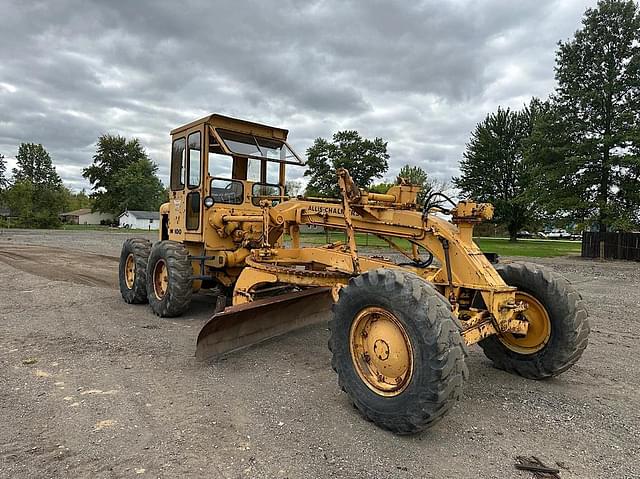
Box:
[119, 114, 589, 435]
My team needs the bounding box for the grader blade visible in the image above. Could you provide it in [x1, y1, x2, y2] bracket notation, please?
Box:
[196, 287, 333, 361]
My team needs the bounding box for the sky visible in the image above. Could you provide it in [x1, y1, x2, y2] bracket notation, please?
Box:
[0, 0, 596, 192]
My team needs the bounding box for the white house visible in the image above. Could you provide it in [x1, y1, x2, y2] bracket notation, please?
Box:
[60, 208, 114, 225]
[118, 210, 160, 230]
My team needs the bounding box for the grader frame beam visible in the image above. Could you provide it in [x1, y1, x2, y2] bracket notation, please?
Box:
[216, 168, 529, 346]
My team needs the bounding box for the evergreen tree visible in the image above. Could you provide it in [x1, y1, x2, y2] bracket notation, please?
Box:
[0, 153, 7, 191]
[531, 0, 640, 231]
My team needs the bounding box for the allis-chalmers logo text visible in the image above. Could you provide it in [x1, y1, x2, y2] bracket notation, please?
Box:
[307, 205, 343, 215]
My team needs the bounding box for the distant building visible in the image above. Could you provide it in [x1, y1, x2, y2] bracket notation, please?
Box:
[118, 210, 160, 230]
[60, 208, 113, 225]
[0, 206, 15, 218]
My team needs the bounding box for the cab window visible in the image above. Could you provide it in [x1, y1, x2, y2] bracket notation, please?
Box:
[186, 191, 200, 230]
[187, 131, 201, 188]
[170, 138, 185, 190]
[247, 159, 261, 182]
[211, 178, 243, 204]
[266, 161, 279, 184]
[209, 153, 233, 178]
[251, 183, 282, 206]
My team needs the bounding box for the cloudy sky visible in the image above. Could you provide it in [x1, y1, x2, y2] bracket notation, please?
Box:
[0, 0, 595, 191]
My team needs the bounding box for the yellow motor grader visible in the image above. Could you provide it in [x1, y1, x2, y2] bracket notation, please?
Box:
[119, 114, 589, 434]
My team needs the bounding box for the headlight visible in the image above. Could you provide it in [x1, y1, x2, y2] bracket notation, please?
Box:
[203, 196, 214, 208]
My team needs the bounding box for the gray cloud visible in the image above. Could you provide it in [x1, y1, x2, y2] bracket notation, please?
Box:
[0, 0, 596, 191]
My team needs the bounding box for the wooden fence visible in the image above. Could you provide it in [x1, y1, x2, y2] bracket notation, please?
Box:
[581, 232, 640, 260]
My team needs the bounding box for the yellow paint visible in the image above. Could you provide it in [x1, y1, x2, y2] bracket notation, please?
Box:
[155, 114, 541, 351]
[349, 306, 413, 397]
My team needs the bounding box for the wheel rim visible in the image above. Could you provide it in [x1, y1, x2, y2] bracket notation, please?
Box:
[499, 291, 551, 354]
[153, 259, 169, 300]
[349, 306, 414, 397]
[124, 253, 135, 289]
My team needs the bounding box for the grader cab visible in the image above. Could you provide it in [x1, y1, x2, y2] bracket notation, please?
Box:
[119, 114, 589, 435]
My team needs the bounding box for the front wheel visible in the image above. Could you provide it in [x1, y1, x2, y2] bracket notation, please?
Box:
[478, 262, 589, 379]
[329, 269, 468, 435]
[146, 241, 193, 317]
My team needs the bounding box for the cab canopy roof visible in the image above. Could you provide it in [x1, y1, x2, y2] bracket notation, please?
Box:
[171, 113, 302, 165]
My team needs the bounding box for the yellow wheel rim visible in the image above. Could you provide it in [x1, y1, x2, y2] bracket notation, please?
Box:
[124, 253, 135, 289]
[153, 259, 169, 300]
[499, 292, 551, 354]
[349, 306, 413, 397]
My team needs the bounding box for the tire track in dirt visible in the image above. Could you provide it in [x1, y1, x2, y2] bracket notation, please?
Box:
[0, 244, 118, 288]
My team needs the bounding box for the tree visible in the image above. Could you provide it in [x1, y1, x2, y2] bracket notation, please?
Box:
[304, 131, 389, 197]
[112, 158, 166, 213]
[83, 135, 152, 214]
[62, 188, 94, 211]
[6, 143, 67, 228]
[531, 0, 640, 232]
[0, 153, 8, 192]
[395, 164, 449, 205]
[396, 165, 428, 187]
[13, 143, 62, 188]
[368, 182, 396, 194]
[454, 104, 539, 241]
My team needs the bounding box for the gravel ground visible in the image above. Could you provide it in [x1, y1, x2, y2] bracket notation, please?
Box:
[0, 230, 639, 478]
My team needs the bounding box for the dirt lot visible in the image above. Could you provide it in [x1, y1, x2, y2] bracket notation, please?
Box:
[0, 229, 639, 478]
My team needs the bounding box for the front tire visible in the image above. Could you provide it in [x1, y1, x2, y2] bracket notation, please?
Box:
[329, 269, 468, 435]
[146, 241, 193, 317]
[478, 262, 589, 379]
[119, 238, 151, 304]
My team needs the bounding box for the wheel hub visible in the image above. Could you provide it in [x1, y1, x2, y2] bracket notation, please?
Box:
[350, 307, 413, 397]
[499, 292, 551, 354]
[124, 253, 135, 289]
[153, 259, 169, 300]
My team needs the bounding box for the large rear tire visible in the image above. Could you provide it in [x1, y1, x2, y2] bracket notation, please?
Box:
[146, 240, 193, 317]
[119, 238, 151, 304]
[329, 269, 468, 435]
[478, 262, 589, 379]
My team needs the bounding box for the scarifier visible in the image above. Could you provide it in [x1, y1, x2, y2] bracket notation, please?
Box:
[119, 114, 590, 434]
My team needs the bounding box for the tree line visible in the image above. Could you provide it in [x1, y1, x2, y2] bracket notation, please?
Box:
[457, 0, 640, 238]
[304, 0, 640, 239]
[1, 1, 637, 237]
[0, 136, 166, 228]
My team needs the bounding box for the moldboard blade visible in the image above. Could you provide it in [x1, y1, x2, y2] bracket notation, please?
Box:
[195, 287, 333, 361]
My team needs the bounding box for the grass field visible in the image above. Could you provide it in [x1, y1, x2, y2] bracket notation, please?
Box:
[297, 232, 581, 258]
[474, 237, 581, 257]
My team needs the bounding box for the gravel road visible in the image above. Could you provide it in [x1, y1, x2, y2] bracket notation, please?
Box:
[0, 229, 638, 478]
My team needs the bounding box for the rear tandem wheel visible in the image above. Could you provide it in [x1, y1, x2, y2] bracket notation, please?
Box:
[118, 238, 152, 304]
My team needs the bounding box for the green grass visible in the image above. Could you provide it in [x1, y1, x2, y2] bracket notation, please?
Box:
[296, 232, 581, 258]
[474, 238, 581, 257]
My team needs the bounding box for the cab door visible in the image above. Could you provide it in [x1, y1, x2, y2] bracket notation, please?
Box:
[184, 127, 204, 242]
[169, 126, 204, 242]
